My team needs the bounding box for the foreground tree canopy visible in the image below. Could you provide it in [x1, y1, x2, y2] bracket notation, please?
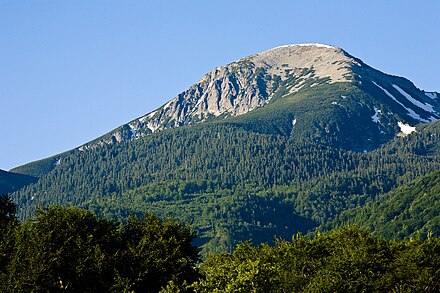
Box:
[193, 229, 440, 292]
[0, 195, 199, 292]
[0, 195, 439, 292]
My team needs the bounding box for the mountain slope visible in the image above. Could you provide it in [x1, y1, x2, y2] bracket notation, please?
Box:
[0, 169, 37, 194]
[10, 122, 440, 252]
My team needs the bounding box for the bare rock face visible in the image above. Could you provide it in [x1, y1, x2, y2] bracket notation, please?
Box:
[154, 44, 359, 126]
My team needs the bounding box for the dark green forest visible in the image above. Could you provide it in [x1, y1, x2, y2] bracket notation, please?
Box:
[1, 197, 439, 292]
[10, 118, 440, 252]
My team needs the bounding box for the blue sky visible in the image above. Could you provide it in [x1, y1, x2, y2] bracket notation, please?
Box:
[1, 0, 439, 170]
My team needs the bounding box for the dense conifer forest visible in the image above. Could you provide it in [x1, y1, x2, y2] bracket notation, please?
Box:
[10, 119, 440, 251]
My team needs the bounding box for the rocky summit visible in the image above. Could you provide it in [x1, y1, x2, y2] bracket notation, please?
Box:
[78, 43, 439, 151]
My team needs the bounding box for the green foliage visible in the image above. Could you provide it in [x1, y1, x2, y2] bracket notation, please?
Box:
[6, 205, 118, 292]
[0, 194, 18, 289]
[113, 214, 200, 292]
[0, 194, 17, 228]
[193, 227, 440, 292]
[1, 205, 200, 292]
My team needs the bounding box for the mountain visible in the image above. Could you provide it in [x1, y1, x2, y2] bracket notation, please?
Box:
[9, 44, 440, 252]
[0, 169, 37, 194]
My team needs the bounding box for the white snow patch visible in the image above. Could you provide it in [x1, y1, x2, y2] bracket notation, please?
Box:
[372, 81, 431, 123]
[371, 106, 382, 123]
[392, 85, 435, 114]
[398, 121, 416, 135]
[425, 92, 438, 100]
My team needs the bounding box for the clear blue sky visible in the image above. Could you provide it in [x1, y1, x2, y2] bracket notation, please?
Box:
[1, 0, 439, 170]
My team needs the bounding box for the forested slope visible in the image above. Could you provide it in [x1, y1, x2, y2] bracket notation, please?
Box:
[329, 171, 440, 239]
[10, 120, 440, 252]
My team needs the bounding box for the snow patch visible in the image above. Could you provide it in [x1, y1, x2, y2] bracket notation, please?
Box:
[398, 122, 416, 135]
[392, 85, 435, 114]
[372, 81, 431, 123]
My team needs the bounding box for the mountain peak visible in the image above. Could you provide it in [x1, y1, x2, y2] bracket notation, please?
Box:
[246, 43, 359, 84]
